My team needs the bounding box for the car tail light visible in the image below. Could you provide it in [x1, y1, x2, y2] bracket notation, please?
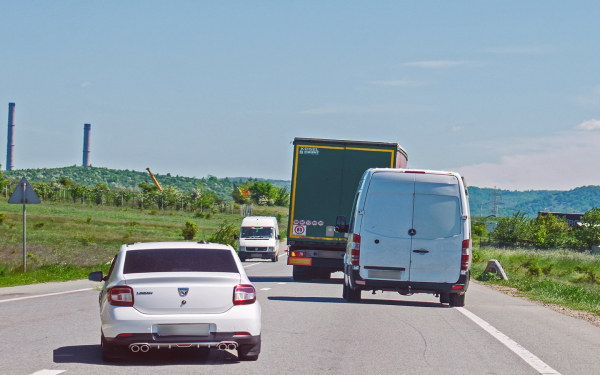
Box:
[116, 333, 133, 337]
[108, 286, 134, 307]
[291, 251, 306, 257]
[233, 284, 256, 305]
[461, 239, 470, 271]
[452, 285, 464, 290]
[351, 234, 361, 266]
[235, 332, 251, 336]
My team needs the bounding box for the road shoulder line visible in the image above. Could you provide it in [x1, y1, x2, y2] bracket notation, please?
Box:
[0, 288, 93, 303]
[456, 307, 560, 375]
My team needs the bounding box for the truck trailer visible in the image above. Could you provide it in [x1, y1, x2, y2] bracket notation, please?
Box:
[287, 137, 408, 281]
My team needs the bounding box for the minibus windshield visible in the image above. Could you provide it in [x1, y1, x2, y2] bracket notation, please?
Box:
[241, 227, 274, 239]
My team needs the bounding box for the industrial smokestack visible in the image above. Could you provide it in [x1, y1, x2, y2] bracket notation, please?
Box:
[82, 123, 91, 167]
[6, 103, 15, 171]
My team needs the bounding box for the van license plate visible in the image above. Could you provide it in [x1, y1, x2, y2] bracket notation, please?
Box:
[156, 324, 210, 336]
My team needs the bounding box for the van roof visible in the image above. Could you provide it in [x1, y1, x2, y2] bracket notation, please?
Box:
[241, 216, 278, 226]
[370, 168, 462, 178]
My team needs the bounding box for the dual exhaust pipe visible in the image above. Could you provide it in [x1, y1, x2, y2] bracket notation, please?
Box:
[217, 342, 238, 351]
[130, 344, 150, 353]
[129, 342, 237, 353]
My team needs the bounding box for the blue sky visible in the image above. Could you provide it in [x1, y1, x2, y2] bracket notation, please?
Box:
[1, 1, 599, 190]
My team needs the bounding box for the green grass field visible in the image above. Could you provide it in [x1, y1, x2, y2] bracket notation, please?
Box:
[0, 200, 288, 287]
[472, 247, 600, 316]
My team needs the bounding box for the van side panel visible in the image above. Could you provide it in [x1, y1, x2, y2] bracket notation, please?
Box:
[409, 176, 463, 283]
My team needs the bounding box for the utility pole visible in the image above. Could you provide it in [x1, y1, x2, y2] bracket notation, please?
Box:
[487, 186, 504, 217]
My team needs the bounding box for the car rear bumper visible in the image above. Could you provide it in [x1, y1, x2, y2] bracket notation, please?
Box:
[101, 302, 261, 338]
[346, 266, 470, 294]
[104, 332, 260, 348]
[239, 251, 276, 260]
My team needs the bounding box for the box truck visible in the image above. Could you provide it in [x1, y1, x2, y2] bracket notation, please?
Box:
[287, 138, 408, 281]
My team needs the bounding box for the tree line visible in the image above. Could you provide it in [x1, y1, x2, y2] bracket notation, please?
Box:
[0, 168, 290, 211]
[481, 208, 600, 250]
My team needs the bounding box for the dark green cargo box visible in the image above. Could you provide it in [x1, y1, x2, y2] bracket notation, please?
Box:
[287, 138, 408, 281]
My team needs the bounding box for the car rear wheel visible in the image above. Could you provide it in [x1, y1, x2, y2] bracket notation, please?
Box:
[238, 335, 261, 361]
[101, 334, 123, 362]
[271, 254, 278, 262]
[449, 293, 466, 307]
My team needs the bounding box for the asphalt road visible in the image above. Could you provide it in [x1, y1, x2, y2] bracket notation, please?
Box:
[2, 243, 600, 375]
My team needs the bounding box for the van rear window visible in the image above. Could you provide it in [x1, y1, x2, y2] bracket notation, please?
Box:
[413, 195, 461, 239]
[123, 249, 238, 274]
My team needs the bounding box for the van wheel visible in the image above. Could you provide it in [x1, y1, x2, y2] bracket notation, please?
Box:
[345, 286, 361, 302]
[449, 293, 466, 307]
[342, 281, 349, 299]
[292, 266, 311, 281]
[439, 293, 450, 304]
[271, 254, 278, 262]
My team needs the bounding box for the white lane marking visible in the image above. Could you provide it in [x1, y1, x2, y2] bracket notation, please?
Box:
[260, 288, 271, 291]
[278, 282, 287, 285]
[0, 288, 93, 304]
[243, 263, 261, 268]
[456, 307, 561, 375]
[29, 370, 66, 375]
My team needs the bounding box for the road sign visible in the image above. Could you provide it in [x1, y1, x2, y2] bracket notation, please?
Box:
[7, 177, 41, 273]
[8, 177, 41, 204]
[293, 225, 306, 236]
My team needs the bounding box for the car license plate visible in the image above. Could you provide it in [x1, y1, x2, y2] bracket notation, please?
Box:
[251, 253, 262, 257]
[156, 324, 210, 336]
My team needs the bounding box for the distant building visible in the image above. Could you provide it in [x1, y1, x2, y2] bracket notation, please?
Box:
[537, 212, 584, 228]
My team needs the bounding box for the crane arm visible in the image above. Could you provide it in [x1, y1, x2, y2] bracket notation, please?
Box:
[146, 168, 163, 192]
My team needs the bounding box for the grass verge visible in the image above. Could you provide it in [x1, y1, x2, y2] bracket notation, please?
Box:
[472, 247, 600, 316]
[0, 263, 111, 288]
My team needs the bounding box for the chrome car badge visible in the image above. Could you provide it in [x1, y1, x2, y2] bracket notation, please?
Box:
[178, 288, 189, 297]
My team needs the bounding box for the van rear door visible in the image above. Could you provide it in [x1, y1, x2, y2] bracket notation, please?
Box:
[359, 172, 414, 281]
[409, 174, 462, 283]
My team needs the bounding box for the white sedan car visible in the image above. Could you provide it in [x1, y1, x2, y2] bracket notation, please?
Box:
[89, 242, 261, 362]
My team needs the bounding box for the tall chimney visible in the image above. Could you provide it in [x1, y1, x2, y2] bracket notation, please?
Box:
[6, 103, 15, 171]
[82, 123, 91, 167]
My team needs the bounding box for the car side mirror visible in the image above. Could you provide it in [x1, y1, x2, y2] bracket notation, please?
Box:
[233, 234, 239, 240]
[335, 216, 348, 233]
[88, 271, 104, 282]
[277, 234, 281, 240]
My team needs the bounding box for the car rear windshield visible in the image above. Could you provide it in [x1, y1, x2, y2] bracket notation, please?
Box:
[123, 249, 239, 274]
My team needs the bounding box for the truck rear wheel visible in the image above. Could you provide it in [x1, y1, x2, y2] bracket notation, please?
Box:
[292, 266, 311, 281]
[345, 285, 361, 302]
[449, 293, 466, 307]
[439, 293, 450, 304]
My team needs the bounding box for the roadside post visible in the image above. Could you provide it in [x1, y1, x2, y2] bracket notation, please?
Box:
[8, 177, 41, 272]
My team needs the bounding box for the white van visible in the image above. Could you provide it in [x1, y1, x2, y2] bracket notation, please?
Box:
[336, 168, 471, 306]
[238, 216, 281, 262]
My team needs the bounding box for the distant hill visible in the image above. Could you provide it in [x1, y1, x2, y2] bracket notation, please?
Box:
[468, 186, 600, 217]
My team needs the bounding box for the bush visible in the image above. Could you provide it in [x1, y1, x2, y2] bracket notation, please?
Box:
[490, 211, 533, 246]
[76, 234, 95, 246]
[33, 222, 45, 229]
[476, 271, 502, 282]
[207, 220, 238, 250]
[574, 265, 600, 283]
[0, 213, 6, 225]
[182, 221, 198, 240]
[86, 216, 92, 224]
[194, 211, 212, 219]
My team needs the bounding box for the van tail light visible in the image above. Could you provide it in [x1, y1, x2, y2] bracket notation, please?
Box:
[461, 239, 470, 271]
[351, 234, 361, 266]
[108, 286, 134, 307]
[233, 284, 256, 305]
